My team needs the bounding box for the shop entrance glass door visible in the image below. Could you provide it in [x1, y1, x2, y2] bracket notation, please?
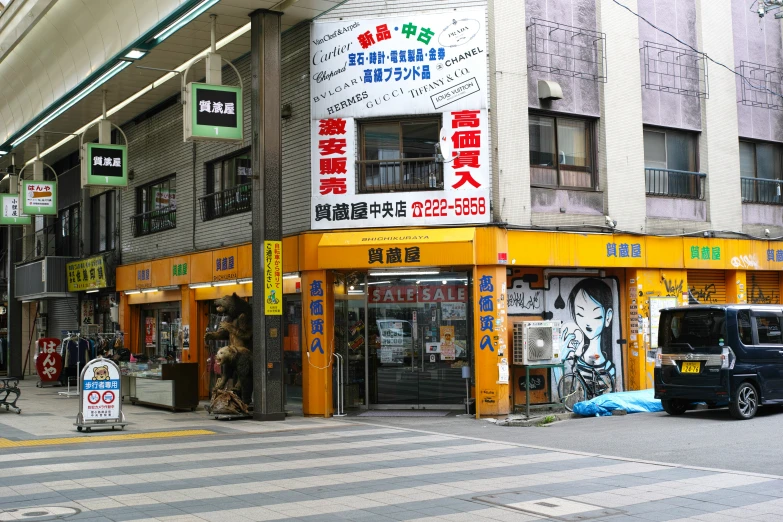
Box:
[334, 295, 367, 408]
[367, 273, 470, 408]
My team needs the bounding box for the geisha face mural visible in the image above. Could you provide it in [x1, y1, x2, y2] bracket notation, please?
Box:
[508, 276, 622, 387]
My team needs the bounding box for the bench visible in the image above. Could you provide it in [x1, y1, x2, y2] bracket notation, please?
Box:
[0, 377, 21, 414]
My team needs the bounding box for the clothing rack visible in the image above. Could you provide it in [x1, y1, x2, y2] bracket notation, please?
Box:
[58, 331, 86, 398]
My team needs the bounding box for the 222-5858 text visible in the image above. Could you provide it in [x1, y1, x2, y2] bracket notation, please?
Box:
[414, 197, 487, 218]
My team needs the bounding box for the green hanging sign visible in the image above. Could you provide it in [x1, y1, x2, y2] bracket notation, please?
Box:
[82, 143, 128, 187]
[0, 194, 31, 225]
[21, 180, 57, 215]
[185, 82, 243, 142]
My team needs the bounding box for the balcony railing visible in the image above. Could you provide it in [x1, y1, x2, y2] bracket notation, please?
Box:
[645, 168, 706, 200]
[199, 183, 251, 222]
[741, 177, 783, 205]
[131, 205, 176, 237]
[358, 158, 442, 193]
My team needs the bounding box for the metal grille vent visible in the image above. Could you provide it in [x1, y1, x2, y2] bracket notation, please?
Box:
[526, 326, 554, 361]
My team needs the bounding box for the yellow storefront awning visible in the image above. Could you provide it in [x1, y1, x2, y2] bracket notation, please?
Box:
[318, 228, 476, 269]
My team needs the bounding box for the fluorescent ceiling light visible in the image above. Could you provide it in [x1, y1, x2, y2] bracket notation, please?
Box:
[124, 49, 147, 60]
[124, 290, 140, 295]
[368, 270, 441, 277]
[283, 273, 300, 279]
[238, 278, 253, 284]
[188, 282, 212, 289]
[0, 151, 7, 156]
[85, 289, 99, 294]
[26, 22, 252, 165]
[212, 280, 236, 287]
[153, 0, 220, 42]
[12, 61, 131, 148]
[140, 288, 159, 293]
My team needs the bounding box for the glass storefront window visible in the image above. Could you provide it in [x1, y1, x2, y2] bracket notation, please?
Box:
[283, 296, 303, 412]
[366, 272, 471, 406]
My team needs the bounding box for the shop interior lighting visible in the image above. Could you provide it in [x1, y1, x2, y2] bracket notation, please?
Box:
[212, 281, 236, 287]
[140, 288, 159, 293]
[238, 278, 253, 284]
[123, 49, 147, 60]
[283, 272, 300, 279]
[368, 269, 440, 276]
[151, 0, 220, 43]
[188, 282, 212, 289]
[85, 289, 99, 294]
[159, 285, 179, 291]
[11, 60, 131, 148]
[124, 290, 140, 295]
[22, 19, 252, 165]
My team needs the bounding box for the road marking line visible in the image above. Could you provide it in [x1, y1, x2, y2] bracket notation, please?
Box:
[0, 429, 215, 448]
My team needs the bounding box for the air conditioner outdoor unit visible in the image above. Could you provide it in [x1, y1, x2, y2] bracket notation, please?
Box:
[513, 321, 562, 366]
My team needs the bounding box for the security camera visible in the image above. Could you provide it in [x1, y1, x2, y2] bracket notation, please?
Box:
[765, 229, 771, 237]
[759, 5, 766, 17]
[605, 215, 617, 229]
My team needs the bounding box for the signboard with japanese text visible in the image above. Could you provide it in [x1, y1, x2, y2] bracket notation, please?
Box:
[0, 194, 30, 225]
[82, 143, 128, 187]
[80, 358, 121, 421]
[312, 109, 490, 229]
[21, 180, 57, 215]
[185, 83, 243, 142]
[310, 12, 487, 119]
[264, 240, 282, 316]
[67, 256, 109, 292]
[310, 11, 490, 230]
[35, 338, 62, 383]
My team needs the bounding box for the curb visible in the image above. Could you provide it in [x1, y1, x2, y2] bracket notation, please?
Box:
[497, 412, 577, 427]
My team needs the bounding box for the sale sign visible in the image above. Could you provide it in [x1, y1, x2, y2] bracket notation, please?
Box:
[35, 338, 62, 383]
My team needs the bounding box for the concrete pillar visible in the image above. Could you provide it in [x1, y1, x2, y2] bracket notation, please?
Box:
[6, 226, 21, 377]
[250, 9, 285, 421]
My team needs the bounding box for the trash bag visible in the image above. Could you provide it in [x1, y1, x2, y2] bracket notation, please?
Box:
[572, 388, 663, 417]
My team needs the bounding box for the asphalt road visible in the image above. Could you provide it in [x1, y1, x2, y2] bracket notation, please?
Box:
[347, 405, 783, 477]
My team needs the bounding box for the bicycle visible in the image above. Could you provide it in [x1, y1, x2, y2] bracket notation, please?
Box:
[557, 352, 615, 412]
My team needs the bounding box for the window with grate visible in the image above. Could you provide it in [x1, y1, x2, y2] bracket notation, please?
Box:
[201, 148, 251, 221]
[529, 114, 595, 189]
[91, 191, 115, 253]
[133, 175, 176, 237]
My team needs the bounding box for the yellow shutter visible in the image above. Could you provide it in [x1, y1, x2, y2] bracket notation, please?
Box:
[747, 272, 780, 304]
[687, 270, 726, 304]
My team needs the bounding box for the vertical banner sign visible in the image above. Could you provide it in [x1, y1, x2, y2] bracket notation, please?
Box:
[81, 358, 121, 421]
[0, 194, 31, 225]
[82, 143, 128, 187]
[264, 240, 283, 315]
[35, 338, 62, 383]
[21, 180, 57, 215]
[310, 11, 490, 230]
[185, 83, 243, 141]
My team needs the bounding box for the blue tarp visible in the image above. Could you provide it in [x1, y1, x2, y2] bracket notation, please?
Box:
[572, 389, 663, 417]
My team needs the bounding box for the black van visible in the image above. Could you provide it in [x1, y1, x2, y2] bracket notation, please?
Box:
[654, 305, 783, 420]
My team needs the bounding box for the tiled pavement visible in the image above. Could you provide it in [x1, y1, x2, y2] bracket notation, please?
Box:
[1, 422, 783, 521]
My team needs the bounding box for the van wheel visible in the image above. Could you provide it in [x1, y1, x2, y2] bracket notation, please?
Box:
[730, 383, 758, 420]
[661, 399, 687, 416]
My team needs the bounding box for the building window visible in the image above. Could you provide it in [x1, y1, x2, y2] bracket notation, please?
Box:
[200, 149, 251, 221]
[740, 140, 783, 204]
[56, 205, 79, 257]
[91, 191, 115, 253]
[643, 127, 703, 199]
[132, 175, 176, 237]
[359, 118, 441, 193]
[529, 114, 594, 189]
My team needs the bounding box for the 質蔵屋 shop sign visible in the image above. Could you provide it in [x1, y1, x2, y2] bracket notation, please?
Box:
[0, 194, 31, 225]
[310, 12, 487, 118]
[82, 143, 127, 187]
[309, 12, 489, 230]
[21, 180, 57, 215]
[185, 83, 243, 142]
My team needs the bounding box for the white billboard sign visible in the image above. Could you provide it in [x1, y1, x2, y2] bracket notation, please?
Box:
[310, 12, 487, 118]
[310, 11, 490, 230]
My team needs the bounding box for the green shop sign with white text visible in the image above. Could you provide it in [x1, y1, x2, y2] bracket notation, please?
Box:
[82, 143, 128, 187]
[0, 194, 31, 225]
[21, 180, 57, 215]
[185, 82, 243, 142]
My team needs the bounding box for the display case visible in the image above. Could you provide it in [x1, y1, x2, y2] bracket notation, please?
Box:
[121, 362, 198, 411]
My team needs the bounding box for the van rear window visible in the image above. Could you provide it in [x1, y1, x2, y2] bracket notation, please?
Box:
[659, 309, 726, 354]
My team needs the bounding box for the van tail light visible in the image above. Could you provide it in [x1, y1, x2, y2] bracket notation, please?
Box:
[655, 347, 662, 368]
[721, 347, 736, 370]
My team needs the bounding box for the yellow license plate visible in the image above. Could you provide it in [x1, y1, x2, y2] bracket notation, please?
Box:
[681, 361, 701, 374]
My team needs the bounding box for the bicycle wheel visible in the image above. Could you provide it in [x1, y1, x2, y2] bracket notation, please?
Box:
[558, 373, 586, 412]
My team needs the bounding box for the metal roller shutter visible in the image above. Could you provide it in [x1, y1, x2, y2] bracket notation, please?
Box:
[747, 272, 780, 304]
[687, 271, 726, 305]
[48, 298, 80, 338]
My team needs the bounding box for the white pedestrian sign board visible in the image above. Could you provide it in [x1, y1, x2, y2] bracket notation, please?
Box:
[76, 358, 127, 432]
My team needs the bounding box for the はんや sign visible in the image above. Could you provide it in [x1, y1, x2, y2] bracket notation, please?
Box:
[22, 180, 57, 215]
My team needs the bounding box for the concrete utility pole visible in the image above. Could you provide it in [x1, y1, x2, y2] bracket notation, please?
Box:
[6, 155, 20, 377]
[250, 9, 285, 421]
